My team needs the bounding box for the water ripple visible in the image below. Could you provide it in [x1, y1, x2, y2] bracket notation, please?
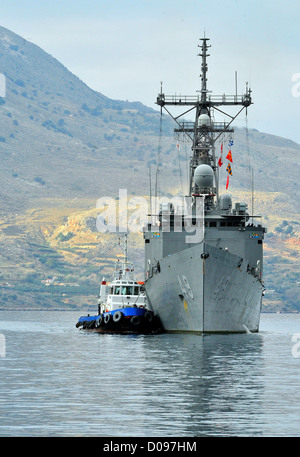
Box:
[0, 311, 300, 436]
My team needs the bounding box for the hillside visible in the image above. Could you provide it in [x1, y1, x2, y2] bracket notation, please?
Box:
[0, 26, 176, 207]
[0, 26, 299, 312]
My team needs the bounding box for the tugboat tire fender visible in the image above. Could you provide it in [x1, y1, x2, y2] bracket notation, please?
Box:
[113, 311, 123, 323]
[104, 313, 111, 324]
[131, 315, 141, 326]
[95, 315, 103, 328]
[144, 311, 153, 322]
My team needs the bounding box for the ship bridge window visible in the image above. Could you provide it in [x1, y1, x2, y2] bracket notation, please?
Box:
[220, 221, 233, 227]
[114, 286, 120, 295]
[209, 221, 217, 227]
[220, 221, 241, 227]
[121, 286, 134, 295]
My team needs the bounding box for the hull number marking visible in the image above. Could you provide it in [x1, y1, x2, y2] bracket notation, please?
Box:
[178, 275, 194, 299]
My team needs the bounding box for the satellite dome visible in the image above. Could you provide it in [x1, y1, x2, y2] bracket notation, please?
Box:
[220, 194, 232, 210]
[194, 164, 214, 188]
[198, 113, 211, 127]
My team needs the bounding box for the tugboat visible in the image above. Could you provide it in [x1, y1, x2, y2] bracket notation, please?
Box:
[76, 234, 162, 334]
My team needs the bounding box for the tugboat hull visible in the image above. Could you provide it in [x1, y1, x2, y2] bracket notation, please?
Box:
[76, 308, 163, 334]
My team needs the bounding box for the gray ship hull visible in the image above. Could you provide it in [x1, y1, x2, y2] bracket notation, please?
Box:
[145, 242, 262, 333]
[144, 36, 265, 334]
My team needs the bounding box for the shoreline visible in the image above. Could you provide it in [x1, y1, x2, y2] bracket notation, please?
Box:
[0, 308, 299, 314]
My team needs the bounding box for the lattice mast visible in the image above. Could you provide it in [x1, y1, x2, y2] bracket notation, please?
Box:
[156, 37, 252, 206]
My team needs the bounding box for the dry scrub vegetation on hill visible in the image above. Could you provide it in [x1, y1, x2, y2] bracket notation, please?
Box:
[0, 26, 299, 311]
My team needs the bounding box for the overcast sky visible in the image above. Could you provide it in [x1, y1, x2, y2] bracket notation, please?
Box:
[0, 0, 300, 143]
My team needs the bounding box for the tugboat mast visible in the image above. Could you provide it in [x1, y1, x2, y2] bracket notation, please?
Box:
[156, 37, 252, 207]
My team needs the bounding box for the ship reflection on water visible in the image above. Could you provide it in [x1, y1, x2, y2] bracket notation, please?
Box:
[1, 311, 299, 437]
[133, 332, 265, 436]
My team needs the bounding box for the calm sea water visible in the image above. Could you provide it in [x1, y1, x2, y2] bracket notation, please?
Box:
[0, 311, 299, 437]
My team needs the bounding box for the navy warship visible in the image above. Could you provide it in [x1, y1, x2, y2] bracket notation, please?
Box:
[143, 37, 266, 333]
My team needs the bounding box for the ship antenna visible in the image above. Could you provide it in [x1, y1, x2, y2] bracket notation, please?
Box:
[148, 166, 152, 222]
[245, 105, 254, 222]
[251, 168, 254, 222]
[155, 95, 163, 214]
[124, 232, 128, 265]
[198, 37, 211, 103]
[159, 81, 163, 115]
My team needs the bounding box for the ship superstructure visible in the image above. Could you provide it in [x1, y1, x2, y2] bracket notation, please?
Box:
[143, 37, 266, 333]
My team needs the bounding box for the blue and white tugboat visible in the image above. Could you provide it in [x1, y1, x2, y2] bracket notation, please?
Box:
[76, 234, 162, 334]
